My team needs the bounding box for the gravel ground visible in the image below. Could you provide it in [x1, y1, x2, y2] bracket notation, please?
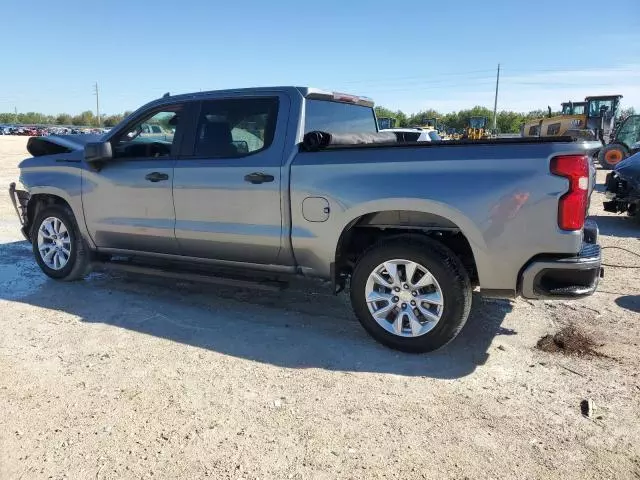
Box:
[1, 136, 639, 479]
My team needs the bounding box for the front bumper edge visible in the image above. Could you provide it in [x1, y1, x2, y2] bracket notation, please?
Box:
[9, 182, 31, 241]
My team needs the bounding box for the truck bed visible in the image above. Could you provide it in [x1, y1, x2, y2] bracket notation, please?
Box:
[290, 138, 590, 293]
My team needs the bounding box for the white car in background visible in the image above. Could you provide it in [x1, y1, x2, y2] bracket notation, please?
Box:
[380, 127, 442, 142]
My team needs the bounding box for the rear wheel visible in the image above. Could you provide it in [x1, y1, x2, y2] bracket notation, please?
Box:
[598, 144, 629, 169]
[350, 237, 472, 353]
[31, 204, 91, 281]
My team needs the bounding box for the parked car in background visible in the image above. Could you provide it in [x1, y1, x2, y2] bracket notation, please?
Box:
[381, 127, 442, 142]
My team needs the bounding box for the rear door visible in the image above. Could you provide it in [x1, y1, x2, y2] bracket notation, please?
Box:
[172, 94, 289, 265]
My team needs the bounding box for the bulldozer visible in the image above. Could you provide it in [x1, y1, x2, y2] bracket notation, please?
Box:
[462, 116, 491, 140]
[522, 95, 626, 168]
[522, 95, 622, 142]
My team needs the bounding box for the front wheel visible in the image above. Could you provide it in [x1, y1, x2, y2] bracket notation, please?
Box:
[350, 237, 472, 353]
[31, 204, 91, 281]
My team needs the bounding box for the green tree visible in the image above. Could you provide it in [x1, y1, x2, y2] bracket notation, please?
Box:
[102, 114, 125, 127]
[394, 110, 409, 127]
[407, 109, 442, 127]
[496, 111, 527, 134]
[56, 113, 73, 125]
[72, 110, 96, 126]
[374, 106, 399, 128]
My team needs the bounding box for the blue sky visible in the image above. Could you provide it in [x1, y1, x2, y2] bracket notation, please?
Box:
[1, 0, 638, 115]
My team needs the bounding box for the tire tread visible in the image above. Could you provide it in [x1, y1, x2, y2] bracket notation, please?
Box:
[350, 234, 472, 353]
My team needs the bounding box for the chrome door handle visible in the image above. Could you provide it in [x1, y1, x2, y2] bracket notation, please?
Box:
[244, 172, 274, 184]
[145, 172, 169, 182]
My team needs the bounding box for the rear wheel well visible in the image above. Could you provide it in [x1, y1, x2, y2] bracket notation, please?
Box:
[335, 212, 478, 287]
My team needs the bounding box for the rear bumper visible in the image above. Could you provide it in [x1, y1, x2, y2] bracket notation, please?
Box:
[519, 220, 602, 300]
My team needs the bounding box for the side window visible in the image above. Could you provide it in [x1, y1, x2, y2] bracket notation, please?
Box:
[547, 123, 561, 135]
[193, 97, 279, 158]
[528, 125, 540, 136]
[112, 106, 182, 159]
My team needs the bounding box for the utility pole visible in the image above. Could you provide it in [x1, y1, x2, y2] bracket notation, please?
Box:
[492, 64, 500, 132]
[14, 107, 18, 124]
[94, 82, 101, 127]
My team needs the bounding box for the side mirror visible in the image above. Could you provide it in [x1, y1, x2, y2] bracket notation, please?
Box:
[84, 141, 113, 167]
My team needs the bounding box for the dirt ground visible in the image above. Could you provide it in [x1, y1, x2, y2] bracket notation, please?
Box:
[1, 135, 639, 479]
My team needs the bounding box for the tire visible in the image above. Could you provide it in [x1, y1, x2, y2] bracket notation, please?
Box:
[350, 236, 472, 353]
[31, 204, 92, 281]
[598, 144, 629, 170]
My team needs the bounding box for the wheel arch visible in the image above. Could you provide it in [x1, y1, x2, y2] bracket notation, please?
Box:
[333, 200, 487, 288]
[25, 189, 92, 247]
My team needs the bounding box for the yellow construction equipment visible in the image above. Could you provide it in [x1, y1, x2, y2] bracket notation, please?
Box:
[462, 116, 490, 140]
[522, 95, 622, 141]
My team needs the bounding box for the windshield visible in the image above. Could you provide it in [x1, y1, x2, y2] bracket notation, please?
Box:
[588, 99, 614, 116]
[304, 100, 377, 134]
[428, 131, 442, 141]
[562, 103, 586, 115]
[616, 116, 640, 147]
[469, 117, 486, 128]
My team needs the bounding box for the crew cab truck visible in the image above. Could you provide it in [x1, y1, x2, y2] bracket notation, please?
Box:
[9, 87, 602, 353]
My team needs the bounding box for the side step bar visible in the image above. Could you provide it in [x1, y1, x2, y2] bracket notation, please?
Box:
[92, 260, 288, 292]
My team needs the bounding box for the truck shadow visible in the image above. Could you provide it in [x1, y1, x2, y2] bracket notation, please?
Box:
[615, 295, 640, 313]
[0, 240, 514, 379]
[589, 214, 639, 239]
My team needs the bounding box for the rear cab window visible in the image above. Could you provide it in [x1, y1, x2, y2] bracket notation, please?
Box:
[304, 99, 377, 134]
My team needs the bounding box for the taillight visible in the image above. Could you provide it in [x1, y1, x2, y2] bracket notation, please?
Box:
[551, 155, 589, 231]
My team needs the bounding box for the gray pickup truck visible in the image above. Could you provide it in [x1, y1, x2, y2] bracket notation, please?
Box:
[9, 86, 602, 353]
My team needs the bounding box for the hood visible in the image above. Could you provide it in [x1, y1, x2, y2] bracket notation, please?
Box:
[26, 134, 103, 157]
[615, 151, 640, 183]
[615, 151, 640, 171]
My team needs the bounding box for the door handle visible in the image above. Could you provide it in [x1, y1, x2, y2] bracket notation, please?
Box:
[244, 172, 274, 184]
[145, 172, 169, 182]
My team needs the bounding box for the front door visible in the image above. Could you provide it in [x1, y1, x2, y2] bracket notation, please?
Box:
[82, 105, 189, 254]
[172, 95, 288, 265]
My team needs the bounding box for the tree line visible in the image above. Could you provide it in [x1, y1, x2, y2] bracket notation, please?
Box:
[375, 106, 637, 133]
[0, 110, 132, 127]
[1, 106, 635, 132]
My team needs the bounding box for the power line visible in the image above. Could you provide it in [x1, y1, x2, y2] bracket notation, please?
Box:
[336, 68, 497, 86]
[334, 64, 638, 90]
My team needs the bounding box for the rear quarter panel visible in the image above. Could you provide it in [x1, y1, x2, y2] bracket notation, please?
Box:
[290, 143, 585, 291]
